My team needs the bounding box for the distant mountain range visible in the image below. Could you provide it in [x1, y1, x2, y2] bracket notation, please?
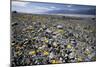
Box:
[46, 9, 96, 15]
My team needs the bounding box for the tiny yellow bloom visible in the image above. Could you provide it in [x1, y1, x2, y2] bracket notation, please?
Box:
[29, 51, 36, 55]
[67, 44, 72, 49]
[44, 37, 48, 43]
[77, 57, 83, 62]
[19, 52, 22, 55]
[32, 38, 36, 40]
[51, 60, 59, 64]
[43, 51, 49, 56]
[16, 51, 20, 54]
[44, 39, 49, 43]
[85, 49, 91, 55]
[37, 49, 42, 52]
[52, 60, 56, 64]
[57, 29, 64, 34]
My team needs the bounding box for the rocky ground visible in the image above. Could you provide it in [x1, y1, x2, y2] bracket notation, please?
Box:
[11, 13, 96, 66]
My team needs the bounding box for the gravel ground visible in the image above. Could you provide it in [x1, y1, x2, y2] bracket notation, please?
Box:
[11, 13, 96, 66]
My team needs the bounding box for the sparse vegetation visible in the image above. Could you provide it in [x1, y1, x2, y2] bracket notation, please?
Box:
[11, 13, 96, 66]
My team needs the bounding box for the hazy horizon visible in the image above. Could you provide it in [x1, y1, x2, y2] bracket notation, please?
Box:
[12, 1, 96, 15]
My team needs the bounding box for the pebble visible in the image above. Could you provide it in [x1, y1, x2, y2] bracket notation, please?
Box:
[49, 52, 54, 59]
[57, 25, 63, 29]
[45, 29, 52, 33]
[53, 42, 57, 47]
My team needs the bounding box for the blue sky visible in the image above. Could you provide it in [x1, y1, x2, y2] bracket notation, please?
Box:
[12, 1, 96, 15]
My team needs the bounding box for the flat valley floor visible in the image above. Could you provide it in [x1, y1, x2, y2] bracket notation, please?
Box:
[11, 13, 96, 66]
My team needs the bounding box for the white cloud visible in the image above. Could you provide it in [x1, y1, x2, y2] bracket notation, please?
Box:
[68, 9, 76, 11]
[32, 5, 60, 11]
[12, 1, 29, 7]
[34, 6, 50, 10]
[14, 6, 48, 14]
[12, 1, 60, 14]
[67, 5, 72, 7]
[50, 6, 56, 9]
[31, 6, 57, 11]
[50, 6, 61, 10]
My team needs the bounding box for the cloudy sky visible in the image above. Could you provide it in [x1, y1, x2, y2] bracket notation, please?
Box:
[12, 1, 96, 15]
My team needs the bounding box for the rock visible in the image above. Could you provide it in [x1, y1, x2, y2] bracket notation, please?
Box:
[56, 25, 63, 29]
[38, 45, 46, 49]
[70, 39, 77, 47]
[65, 54, 68, 57]
[68, 32, 73, 36]
[69, 52, 75, 59]
[53, 42, 57, 47]
[49, 52, 54, 58]
[60, 39, 67, 45]
[42, 25, 46, 29]
[45, 29, 52, 33]
[12, 22, 18, 26]
[59, 57, 63, 61]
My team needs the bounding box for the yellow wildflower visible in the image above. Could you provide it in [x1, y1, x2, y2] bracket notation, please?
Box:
[51, 60, 59, 64]
[29, 51, 36, 55]
[67, 43, 72, 49]
[44, 39, 48, 43]
[77, 57, 83, 62]
[85, 49, 91, 55]
[43, 51, 49, 56]
[44, 37, 48, 43]
[57, 29, 64, 34]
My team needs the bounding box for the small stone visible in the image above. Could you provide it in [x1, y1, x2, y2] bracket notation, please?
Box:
[57, 25, 63, 29]
[12, 22, 18, 26]
[53, 42, 57, 47]
[52, 31, 58, 35]
[38, 45, 46, 49]
[42, 25, 46, 29]
[60, 57, 63, 61]
[84, 48, 91, 55]
[65, 54, 68, 57]
[11, 43, 15, 46]
[45, 29, 52, 33]
[69, 52, 75, 59]
[71, 39, 77, 47]
[68, 32, 73, 36]
[49, 52, 54, 58]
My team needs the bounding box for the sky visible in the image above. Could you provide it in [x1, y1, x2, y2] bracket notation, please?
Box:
[12, 1, 96, 15]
